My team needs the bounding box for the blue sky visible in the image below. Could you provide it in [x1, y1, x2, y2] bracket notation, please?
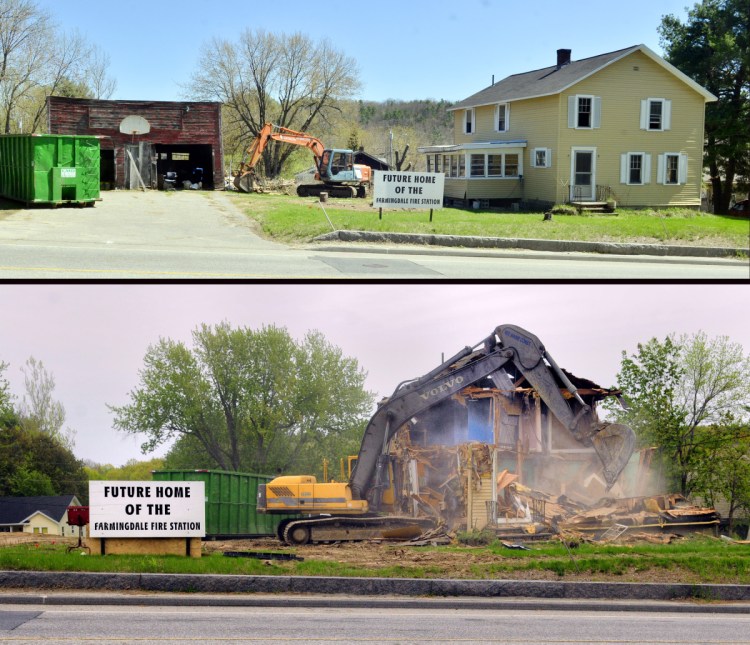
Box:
[36, 0, 693, 103]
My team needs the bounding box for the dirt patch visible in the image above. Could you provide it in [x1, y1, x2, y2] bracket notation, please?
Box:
[200, 537, 702, 584]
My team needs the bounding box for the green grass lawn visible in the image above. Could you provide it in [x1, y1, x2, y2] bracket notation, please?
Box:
[228, 193, 750, 249]
[5, 536, 750, 584]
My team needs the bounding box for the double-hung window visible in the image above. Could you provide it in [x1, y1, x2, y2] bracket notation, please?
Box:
[640, 98, 672, 131]
[658, 153, 688, 185]
[620, 152, 652, 185]
[532, 148, 552, 168]
[464, 109, 475, 134]
[495, 103, 509, 132]
[568, 95, 602, 129]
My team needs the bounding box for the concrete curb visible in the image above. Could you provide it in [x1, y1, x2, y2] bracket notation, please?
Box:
[3, 571, 750, 603]
[313, 230, 748, 260]
[3, 591, 750, 614]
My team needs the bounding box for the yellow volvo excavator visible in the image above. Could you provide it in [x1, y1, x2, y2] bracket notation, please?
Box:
[258, 324, 636, 545]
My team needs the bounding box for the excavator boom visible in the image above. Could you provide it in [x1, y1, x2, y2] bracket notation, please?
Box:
[233, 122, 371, 197]
[350, 324, 635, 508]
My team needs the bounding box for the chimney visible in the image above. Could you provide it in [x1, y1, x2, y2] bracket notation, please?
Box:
[556, 49, 572, 70]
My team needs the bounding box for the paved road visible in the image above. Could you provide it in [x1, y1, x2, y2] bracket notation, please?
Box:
[0, 191, 746, 279]
[3, 600, 750, 644]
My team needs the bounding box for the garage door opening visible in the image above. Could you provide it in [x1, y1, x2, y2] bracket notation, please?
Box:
[155, 144, 215, 190]
[100, 149, 115, 189]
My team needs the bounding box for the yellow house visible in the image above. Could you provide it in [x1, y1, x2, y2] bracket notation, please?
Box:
[0, 495, 82, 536]
[419, 45, 717, 209]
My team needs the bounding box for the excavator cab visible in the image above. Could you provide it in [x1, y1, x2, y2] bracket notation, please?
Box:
[318, 149, 365, 183]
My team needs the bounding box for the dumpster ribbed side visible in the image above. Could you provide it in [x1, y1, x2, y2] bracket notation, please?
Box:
[152, 470, 289, 538]
[0, 134, 100, 205]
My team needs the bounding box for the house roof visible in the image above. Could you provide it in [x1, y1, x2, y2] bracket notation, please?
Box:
[449, 44, 717, 111]
[0, 495, 79, 526]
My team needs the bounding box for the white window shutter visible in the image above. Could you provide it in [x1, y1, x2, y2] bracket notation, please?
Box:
[506, 103, 510, 131]
[546, 148, 552, 168]
[593, 97, 602, 128]
[663, 100, 672, 131]
[643, 154, 652, 184]
[640, 100, 648, 130]
[657, 154, 665, 184]
[530, 149, 536, 168]
[568, 96, 577, 128]
[620, 154, 629, 184]
[678, 153, 688, 184]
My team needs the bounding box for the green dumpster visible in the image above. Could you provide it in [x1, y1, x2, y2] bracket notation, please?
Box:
[152, 469, 292, 538]
[0, 134, 100, 206]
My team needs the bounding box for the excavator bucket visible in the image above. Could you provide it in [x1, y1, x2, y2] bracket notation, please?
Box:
[592, 423, 636, 490]
[233, 172, 257, 193]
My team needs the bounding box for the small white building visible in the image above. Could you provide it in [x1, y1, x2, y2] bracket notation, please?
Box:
[0, 495, 82, 536]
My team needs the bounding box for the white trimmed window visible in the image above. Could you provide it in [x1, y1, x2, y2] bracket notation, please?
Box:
[531, 148, 552, 168]
[468, 152, 521, 178]
[620, 152, 652, 185]
[495, 103, 510, 132]
[658, 153, 688, 185]
[640, 98, 672, 131]
[464, 108, 475, 134]
[568, 95, 602, 129]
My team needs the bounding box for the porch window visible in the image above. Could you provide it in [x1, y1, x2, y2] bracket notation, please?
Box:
[504, 154, 519, 177]
[470, 154, 485, 177]
[450, 155, 458, 178]
[458, 155, 466, 177]
[487, 154, 502, 176]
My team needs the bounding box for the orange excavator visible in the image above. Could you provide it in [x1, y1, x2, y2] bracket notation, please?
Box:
[233, 123, 373, 198]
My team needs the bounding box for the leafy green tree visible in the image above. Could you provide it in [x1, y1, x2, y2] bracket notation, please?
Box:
[691, 421, 750, 533]
[8, 465, 55, 496]
[84, 458, 165, 481]
[110, 322, 373, 476]
[610, 331, 750, 495]
[0, 425, 87, 499]
[0, 360, 16, 429]
[659, 0, 750, 213]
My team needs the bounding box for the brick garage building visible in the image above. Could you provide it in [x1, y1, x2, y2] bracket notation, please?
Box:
[47, 97, 224, 190]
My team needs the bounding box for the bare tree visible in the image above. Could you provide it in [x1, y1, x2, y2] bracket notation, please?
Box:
[85, 45, 117, 100]
[0, 0, 116, 132]
[187, 29, 361, 177]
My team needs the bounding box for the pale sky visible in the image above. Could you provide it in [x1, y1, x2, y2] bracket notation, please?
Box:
[34, 0, 693, 103]
[0, 283, 748, 466]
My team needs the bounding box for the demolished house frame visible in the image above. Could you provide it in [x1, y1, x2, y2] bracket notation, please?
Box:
[383, 368, 718, 539]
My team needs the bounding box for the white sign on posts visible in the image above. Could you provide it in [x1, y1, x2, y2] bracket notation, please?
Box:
[373, 171, 445, 209]
[89, 481, 206, 538]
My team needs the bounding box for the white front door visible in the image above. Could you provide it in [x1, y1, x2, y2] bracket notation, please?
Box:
[571, 148, 596, 201]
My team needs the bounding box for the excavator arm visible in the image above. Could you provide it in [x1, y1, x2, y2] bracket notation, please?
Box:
[350, 324, 635, 509]
[234, 123, 326, 192]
